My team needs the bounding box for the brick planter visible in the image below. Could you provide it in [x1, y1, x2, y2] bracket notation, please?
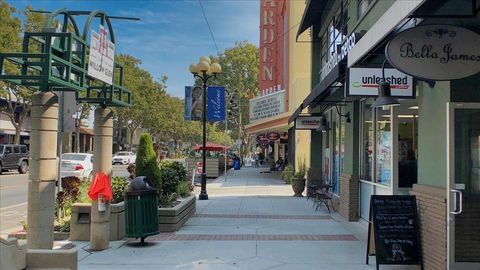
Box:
[70, 201, 125, 241]
[158, 193, 196, 232]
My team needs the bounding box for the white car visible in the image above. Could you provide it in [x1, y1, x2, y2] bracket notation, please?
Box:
[60, 153, 93, 180]
[112, 151, 136, 165]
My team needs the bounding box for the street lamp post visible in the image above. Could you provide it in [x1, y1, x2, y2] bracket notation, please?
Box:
[189, 57, 222, 200]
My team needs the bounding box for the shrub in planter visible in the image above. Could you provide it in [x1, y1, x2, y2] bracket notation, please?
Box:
[159, 160, 187, 182]
[177, 181, 193, 198]
[135, 133, 162, 192]
[160, 167, 181, 196]
[281, 164, 294, 184]
[111, 177, 129, 204]
[291, 159, 307, 197]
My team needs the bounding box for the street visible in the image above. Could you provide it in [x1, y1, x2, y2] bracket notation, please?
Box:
[0, 165, 130, 237]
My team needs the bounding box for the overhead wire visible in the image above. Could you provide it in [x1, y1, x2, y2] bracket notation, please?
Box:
[198, 0, 221, 55]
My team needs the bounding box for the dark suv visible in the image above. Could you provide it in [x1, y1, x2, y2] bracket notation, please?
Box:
[0, 144, 29, 174]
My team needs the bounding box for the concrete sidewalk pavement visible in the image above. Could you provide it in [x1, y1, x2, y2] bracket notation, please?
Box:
[73, 166, 415, 270]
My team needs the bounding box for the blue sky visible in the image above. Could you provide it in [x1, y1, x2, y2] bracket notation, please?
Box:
[8, 0, 260, 97]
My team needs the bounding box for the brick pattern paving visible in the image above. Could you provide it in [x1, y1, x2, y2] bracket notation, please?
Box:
[143, 233, 358, 242]
[193, 213, 332, 220]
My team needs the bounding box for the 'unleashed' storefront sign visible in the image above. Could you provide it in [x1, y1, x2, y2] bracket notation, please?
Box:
[386, 25, 480, 81]
[347, 68, 414, 97]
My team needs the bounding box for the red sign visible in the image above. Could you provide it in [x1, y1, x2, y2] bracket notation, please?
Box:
[267, 132, 280, 141]
[259, 0, 284, 95]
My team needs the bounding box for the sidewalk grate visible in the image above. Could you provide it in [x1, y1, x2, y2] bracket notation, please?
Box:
[143, 233, 358, 242]
[192, 214, 332, 220]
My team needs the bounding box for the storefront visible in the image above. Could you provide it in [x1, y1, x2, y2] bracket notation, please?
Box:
[295, 1, 480, 268]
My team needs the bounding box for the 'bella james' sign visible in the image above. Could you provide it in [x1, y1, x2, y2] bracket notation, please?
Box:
[386, 25, 480, 81]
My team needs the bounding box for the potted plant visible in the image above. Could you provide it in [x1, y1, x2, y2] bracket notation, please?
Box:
[281, 164, 294, 184]
[291, 159, 307, 197]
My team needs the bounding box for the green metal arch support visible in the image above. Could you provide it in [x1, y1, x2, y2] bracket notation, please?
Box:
[83, 10, 116, 44]
[44, 8, 81, 37]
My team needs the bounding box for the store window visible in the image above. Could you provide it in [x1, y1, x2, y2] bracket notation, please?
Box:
[360, 99, 373, 181]
[358, 0, 374, 19]
[397, 101, 418, 187]
[376, 107, 392, 186]
[332, 113, 339, 194]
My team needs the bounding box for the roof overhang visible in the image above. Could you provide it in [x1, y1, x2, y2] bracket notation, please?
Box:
[288, 62, 345, 124]
[296, 0, 329, 41]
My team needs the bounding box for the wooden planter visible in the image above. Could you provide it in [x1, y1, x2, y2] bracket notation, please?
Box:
[70, 201, 125, 241]
[158, 193, 196, 232]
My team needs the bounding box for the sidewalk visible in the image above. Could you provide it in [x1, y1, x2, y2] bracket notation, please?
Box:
[74, 166, 414, 270]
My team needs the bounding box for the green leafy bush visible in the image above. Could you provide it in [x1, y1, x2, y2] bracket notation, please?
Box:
[281, 164, 294, 184]
[135, 133, 162, 193]
[160, 167, 181, 196]
[158, 193, 178, 208]
[177, 181, 193, 198]
[111, 177, 129, 204]
[159, 160, 187, 182]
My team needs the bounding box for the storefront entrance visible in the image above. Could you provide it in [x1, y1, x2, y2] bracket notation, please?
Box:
[447, 103, 480, 269]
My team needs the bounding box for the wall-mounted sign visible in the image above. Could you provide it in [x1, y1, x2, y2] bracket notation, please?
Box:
[266, 132, 280, 141]
[249, 90, 285, 122]
[184, 86, 203, 121]
[347, 68, 414, 97]
[295, 116, 322, 130]
[88, 25, 115, 85]
[386, 25, 480, 81]
[207, 86, 226, 122]
[256, 134, 268, 143]
[321, 33, 357, 81]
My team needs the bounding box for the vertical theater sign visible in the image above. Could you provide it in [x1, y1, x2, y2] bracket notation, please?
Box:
[251, 0, 285, 123]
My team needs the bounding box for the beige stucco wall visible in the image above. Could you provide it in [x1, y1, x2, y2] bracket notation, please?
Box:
[289, 0, 311, 169]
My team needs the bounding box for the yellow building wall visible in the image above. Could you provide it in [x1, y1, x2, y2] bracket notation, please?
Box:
[288, 0, 311, 169]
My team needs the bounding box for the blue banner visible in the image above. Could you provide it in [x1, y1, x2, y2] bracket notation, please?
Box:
[185, 86, 203, 121]
[207, 86, 226, 122]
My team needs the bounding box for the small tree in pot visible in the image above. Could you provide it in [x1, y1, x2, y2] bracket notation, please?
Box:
[291, 159, 307, 197]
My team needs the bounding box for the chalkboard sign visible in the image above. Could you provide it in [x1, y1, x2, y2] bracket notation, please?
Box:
[366, 195, 423, 270]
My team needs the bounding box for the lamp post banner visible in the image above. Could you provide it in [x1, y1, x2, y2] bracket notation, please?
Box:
[88, 25, 115, 85]
[185, 86, 203, 121]
[207, 86, 226, 122]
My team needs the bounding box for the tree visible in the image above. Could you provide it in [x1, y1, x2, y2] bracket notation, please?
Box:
[0, 3, 49, 144]
[210, 41, 259, 159]
[135, 133, 161, 191]
[114, 54, 168, 150]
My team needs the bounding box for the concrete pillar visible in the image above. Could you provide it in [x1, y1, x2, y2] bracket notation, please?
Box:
[89, 107, 113, 251]
[274, 141, 279, 161]
[27, 92, 58, 249]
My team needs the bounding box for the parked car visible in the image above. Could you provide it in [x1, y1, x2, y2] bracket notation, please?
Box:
[112, 151, 136, 165]
[60, 153, 93, 180]
[0, 144, 29, 174]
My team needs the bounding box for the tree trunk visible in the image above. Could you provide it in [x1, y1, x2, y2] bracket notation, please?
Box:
[14, 126, 21, 144]
[128, 128, 136, 151]
[75, 126, 81, 153]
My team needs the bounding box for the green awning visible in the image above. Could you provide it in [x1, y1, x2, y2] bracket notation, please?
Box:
[296, 0, 328, 40]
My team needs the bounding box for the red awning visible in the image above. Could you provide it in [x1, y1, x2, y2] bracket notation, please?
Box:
[194, 143, 229, 152]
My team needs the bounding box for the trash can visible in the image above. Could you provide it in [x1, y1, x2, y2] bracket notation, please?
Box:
[125, 177, 159, 243]
[234, 159, 241, 170]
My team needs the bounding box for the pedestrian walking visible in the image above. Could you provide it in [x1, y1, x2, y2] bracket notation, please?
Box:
[254, 152, 260, 168]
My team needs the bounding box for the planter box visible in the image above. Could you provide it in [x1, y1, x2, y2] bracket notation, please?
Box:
[158, 193, 196, 232]
[70, 202, 125, 241]
[8, 231, 70, 241]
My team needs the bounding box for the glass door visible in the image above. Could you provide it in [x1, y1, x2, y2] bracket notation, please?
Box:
[447, 103, 480, 269]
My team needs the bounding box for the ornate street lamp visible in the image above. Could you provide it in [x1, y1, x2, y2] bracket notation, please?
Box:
[189, 56, 222, 200]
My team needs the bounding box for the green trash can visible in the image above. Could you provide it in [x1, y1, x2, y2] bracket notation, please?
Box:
[125, 188, 159, 243]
